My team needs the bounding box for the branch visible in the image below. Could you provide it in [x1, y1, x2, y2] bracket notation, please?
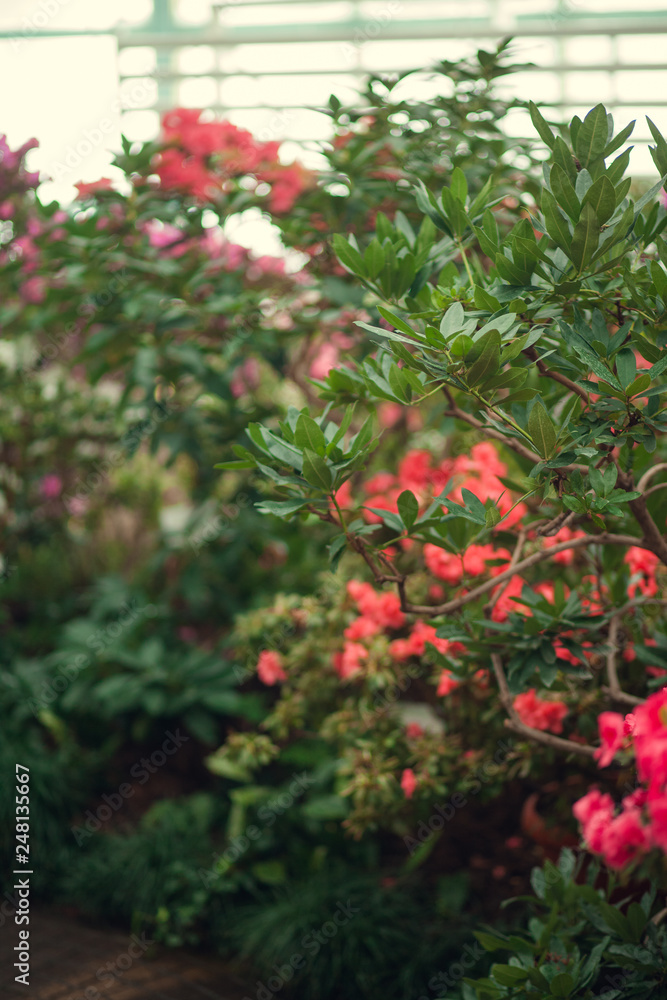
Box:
[616, 467, 667, 566]
[523, 347, 590, 404]
[627, 494, 667, 566]
[643, 482, 667, 500]
[603, 614, 644, 708]
[637, 463, 667, 493]
[402, 532, 647, 616]
[483, 528, 526, 616]
[490, 653, 597, 759]
[443, 404, 542, 465]
[535, 510, 575, 537]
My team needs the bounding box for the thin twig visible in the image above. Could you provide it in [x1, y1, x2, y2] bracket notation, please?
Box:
[617, 467, 667, 566]
[637, 463, 667, 493]
[402, 533, 648, 616]
[604, 614, 644, 707]
[535, 510, 575, 537]
[443, 406, 541, 465]
[490, 653, 598, 759]
[523, 346, 590, 404]
[484, 529, 527, 616]
[643, 482, 667, 500]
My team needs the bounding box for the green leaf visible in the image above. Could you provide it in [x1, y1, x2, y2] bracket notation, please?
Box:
[649, 354, 667, 378]
[257, 499, 310, 516]
[295, 414, 327, 455]
[376, 306, 418, 339]
[333, 234, 365, 276]
[627, 373, 651, 397]
[528, 400, 557, 459]
[388, 365, 410, 403]
[440, 301, 466, 340]
[529, 102, 556, 149]
[575, 168, 593, 201]
[551, 163, 580, 221]
[571, 202, 600, 272]
[615, 348, 637, 389]
[215, 459, 256, 470]
[582, 174, 616, 225]
[301, 450, 332, 491]
[397, 490, 419, 530]
[450, 166, 468, 204]
[491, 964, 528, 987]
[466, 331, 501, 386]
[364, 238, 385, 279]
[626, 902, 647, 943]
[474, 286, 501, 311]
[474, 931, 509, 952]
[575, 103, 609, 167]
[550, 973, 575, 997]
[542, 190, 572, 258]
[634, 172, 667, 219]
[415, 180, 450, 233]
[602, 118, 636, 159]
[328, 533, 348, 568]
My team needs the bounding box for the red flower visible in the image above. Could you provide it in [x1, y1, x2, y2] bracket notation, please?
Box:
[74, 177, 114, 199]
[400, 768, 417, 799]
[436, 669, 459, 696]
[513, 689, 568, 734]
[594, 711, 625, 768]
[256, 650, 286, 685]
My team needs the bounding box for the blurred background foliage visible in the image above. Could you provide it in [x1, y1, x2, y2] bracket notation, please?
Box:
[2, 44, 666, 999]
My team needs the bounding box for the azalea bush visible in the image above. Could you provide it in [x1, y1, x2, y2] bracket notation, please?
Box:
[217, 94, 667, 898]
[4, 36, 667, 999]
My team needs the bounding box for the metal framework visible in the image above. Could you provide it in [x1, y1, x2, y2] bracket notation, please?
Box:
[2, 1, 667, 150]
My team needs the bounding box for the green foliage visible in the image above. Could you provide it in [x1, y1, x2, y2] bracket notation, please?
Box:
[464, 850, 667, 999]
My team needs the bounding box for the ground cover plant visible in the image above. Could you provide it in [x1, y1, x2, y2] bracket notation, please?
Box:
[2, 39, 667, 999]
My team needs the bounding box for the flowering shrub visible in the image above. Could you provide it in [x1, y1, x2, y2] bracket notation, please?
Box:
[574, 688, 667, 870]
[4, 39, 667, 998]
[218, 90, 667, 888]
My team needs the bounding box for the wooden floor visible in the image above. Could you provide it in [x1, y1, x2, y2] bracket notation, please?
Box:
[2, 909, 250, 1000]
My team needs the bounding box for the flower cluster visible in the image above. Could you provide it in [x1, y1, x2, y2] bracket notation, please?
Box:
[0, 134, 39, 211]
[574, 690, 667, 869]
[153, 108, 314, 211]
[513, 688, 569, 735]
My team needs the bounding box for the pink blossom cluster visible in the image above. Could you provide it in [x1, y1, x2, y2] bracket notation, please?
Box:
[153, 108, 314, 212]
[513, 688, 568, 735]
[0, 134, 39, 209]
[573, 690, 667, 869]
[624, 545, 660, 599]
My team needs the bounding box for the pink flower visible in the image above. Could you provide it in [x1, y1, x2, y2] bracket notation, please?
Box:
[332, 641, 368, 680]
[405, 723, 424, 739]
[424, 544, 464, 584]
[39, 474, 62, 499]
[541, 526, 587, 566]
[74, 177, 114, 199]
[513, 689, 568, 734]
[309, 343, 340, 380]
[390, 621, 464, 662]
[346, 580, 405, 629]
[256, 650, 286, 685]
[594, 711, 625, 768]
[491, 576, 527, 623]
[573, 789, 615, 853]
[648, 795, 667, 852]
[624, 546, 660, 598]
[143, 219, 189, 255]
[600, 807, 649, 870]
[401, 768, 417, 799]
[20, 276, 46, 304]
[437, 669, 459, 696]
[344, 615, 380, 641]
